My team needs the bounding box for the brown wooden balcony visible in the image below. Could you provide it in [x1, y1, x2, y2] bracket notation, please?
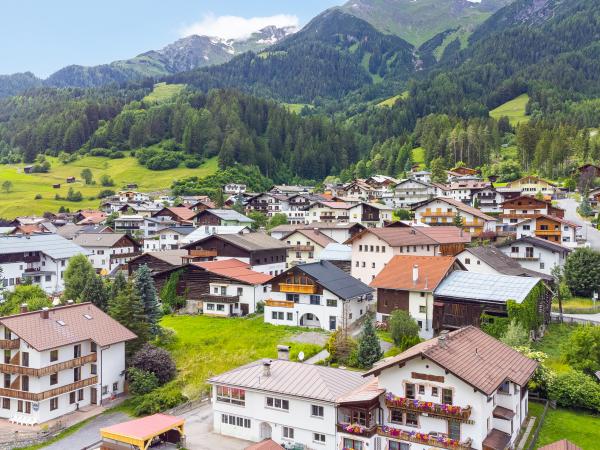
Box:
[0, 353, 97, 376]
[110, 252, 141, 260]
[279, 283, 316, 294]
[378, 426, 473, 450]
[535, 230, 560, 237]
[23, 255, 40, 263]
[421, 211, 456, 218]
[0, 339, 20, 350]
[265, 299, 295, 308]
[385, 394, 472, 421]
[0, 376, 98, 401]
[337, 423, 379, 438]
[290, 245, 314, 252]
[199, 294, 240, 304]
[189, 249, 218, 258]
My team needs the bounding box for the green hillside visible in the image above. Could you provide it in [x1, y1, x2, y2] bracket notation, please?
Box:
[0, 156, 217, 217]
[490, 94, 530, 126]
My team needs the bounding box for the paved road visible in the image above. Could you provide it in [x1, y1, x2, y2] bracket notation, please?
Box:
[556, 198, 600, 249]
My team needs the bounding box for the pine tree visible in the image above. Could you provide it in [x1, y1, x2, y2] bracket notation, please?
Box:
[110, 271, 127, 301]
[108, 283, 150, 359]
[63, 254, 96, 302]
[357, 314, 383, 369]
[453, 211, 463, 228]
[133, 265, 161, 336]
[81, 274, 109, 311]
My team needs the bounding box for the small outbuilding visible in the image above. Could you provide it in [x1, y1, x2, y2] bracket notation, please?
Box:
[23, 165, 34, 174]
[66, 176, 76, 183]
[52, 184, 61, 189]
[100, 413, 185, 450]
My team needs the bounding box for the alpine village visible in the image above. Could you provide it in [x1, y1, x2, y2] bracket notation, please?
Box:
[0, 0, 599, 449]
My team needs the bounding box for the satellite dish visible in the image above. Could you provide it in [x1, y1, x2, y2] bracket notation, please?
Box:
[298, 351, 305, 362]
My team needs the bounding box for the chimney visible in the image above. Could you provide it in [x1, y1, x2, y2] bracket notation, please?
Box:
[20, 303, 28, 314]
[41, 307, 49, 319]
[412, 265, 419, 284]
[438, 330, 449, 348]
[277, 345, 291, 361]
[262, 360, 272, 377]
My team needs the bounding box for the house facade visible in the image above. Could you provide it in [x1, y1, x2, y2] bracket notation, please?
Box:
[514, 215, 578, 247]
[73, 233, 140, 274]
[0, 303, 135, 424]
[412, 198, 497, 237]
[496, 236, 571, 276]
[392, 179, 439, 209]
[281, 229, 336, 267]
[504, 176, 557, 198]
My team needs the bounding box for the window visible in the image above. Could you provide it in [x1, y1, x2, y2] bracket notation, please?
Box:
[216, 304, 225, 312]
[22, 376, 29, 392]
[391, 409, 403, 424]
[91, 342, 97, 353]
[266, 396, 289, 411]
[74, 367, 81, 382]
[2, 398, 10, 409]
[499, 380, 510, 394]
[311, 404, 324, 417]
[286, 294, 299, 302]
[464, 258, 470, 265]
[343, 439, 363, 450]
[21, 352, 29, 367]
[405, 412, 418, 427]
[326, 299, 337, 307]
[78, 389, 84, 401]
[310, 295, 321, 305]
[50, 397, 58, 411]
[525, 247, 534, 258]
[523, 225, 530, 231]
[442, 388, 453, 405]
[389, 442, 410, 450]
[69, 392, 76, 404]
[405, 383, 415, 399]
[216, 386, 246, 406]
[283, 427, 294, 439]
[50, 350, 58, 362]
[74, 344, 81, 358]
[102, 385, 108, 395]
[313, 433, 326, 444]
[113, 382, 118, 392]
[3, 350, 10, 364]
[448, 420, 461, 440]
[237, 287, 243, 296]
[419, 305, 426, 313]
[432, 387, 439, 397]
[206, 304, 215, 311]
[50, 373, 58, 385]
[3, 374, 10, 388]
[418, 385, 425, 395]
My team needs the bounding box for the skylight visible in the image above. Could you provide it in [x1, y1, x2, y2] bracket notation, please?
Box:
[56, 320, 66, 326]
[83, 314, 93, 320]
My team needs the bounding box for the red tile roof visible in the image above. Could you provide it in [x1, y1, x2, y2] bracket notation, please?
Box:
[0, 303, 137, 351]
[538, 440, 582, 450]
[160, 207, 197, 221]
[346, 226, 470, 247]
[194, 259, 273, 285]
[246, 439, 284, 450]
[100, 414, 184, 441]
[370, 255, 457, 292]
[365, 326, 538, 395]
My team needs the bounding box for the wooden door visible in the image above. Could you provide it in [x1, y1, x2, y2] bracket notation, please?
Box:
[90, 387, 97, 405]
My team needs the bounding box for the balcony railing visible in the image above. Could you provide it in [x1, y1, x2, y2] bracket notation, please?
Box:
[0, 353, 97, 376]
[535, 230, 560, 236]
[378, 426, 473, 450]
[110, 252, 141, 260]
[23, 255, 40, 263]
[385, 393, 472, 421]
[199, 294, 240, 304]
[279, 283, 316, 294]
[0, 376, 98, 401]
[337, 423, 379, 438]
[0, 339, 20, 350]
[265, 299, 295, 308]
[511, 255, 539, 261]
[462, 222, 483, 227]
[421, 211, 456, 218]
[290, 245, 314, 252]
[189, 249, 218, 258]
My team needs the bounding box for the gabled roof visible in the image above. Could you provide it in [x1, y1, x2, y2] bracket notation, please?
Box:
[319, 243, 352, 261]
[345, 226, 470, 246]
[193, 259, 273, 285]
[281, 228, 336, 248]
[370, 256, 458, 292]
[153, 207, 197, 221]
[73, 232, 137, 248]
[158, 226, 196, 235]
[365, 326, 538, 395]
[246, 439, 284, 450]
[538, 440, 582, 450]
[462, 246, 553, 281]
[506, 175, 556, 187]
[270, 222, 364, 233]
[201, 209, 254, 223]
[434, 271, 542, 303]
[0, 234, 88, 259]
[285, 261, 373, 300]
[496, 236, 571, 254]
[0, 303, 136, 351]
[184, 232, 288, 252]
[517, 214, 579, 228]
[413, 197, 497, 221]
[132, 250, 187, 266]
[208, 359, 369, 403]
[312, 201, 354, 210]
[100, 414, 184, 442]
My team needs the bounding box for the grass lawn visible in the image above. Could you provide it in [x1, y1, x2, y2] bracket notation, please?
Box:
[412, 147, 425, 168]
[531, 323, 578, 373]
[159, 315, 324, 399]
[490, 94, 530, 126]
[283, 103, 313, 114]
[553, 296, 600, 313]
[528, 401, 600, 449]
[0, 156, 217, 217]
[143, 82, 185, 103]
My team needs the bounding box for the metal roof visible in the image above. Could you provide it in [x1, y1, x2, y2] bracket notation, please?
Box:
[0, 234, 88, 260]
[434, 271, 541, 303]
[204, 209, 254, 223]
[462, 246, 552, 281]
[319, 243, 352, 261]
[294, 261, 373, 299]
[73, 233, 135, 248]
[496, 236, 572, 254]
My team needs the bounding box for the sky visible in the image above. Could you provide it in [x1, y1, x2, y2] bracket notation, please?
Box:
[0, 0, 344, 77]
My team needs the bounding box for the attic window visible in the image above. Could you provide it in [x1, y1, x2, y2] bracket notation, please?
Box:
[83, 314, 93, 320]
[56, 320, 66, 326]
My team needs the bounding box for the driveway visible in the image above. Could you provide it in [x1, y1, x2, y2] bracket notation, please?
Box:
[556, 198, 600, 249]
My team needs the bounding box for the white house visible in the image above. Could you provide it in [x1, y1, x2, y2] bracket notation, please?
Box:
[392, 179, 439, 209]
[0, 302, 136, 424]
[113, 215, 145, 236]
[157, 226, 196, 250]
[496, 236, 571, 276]
[269, 222, 365, 244]
[73, 233, 140, 274]
[264, 261, 373, 331]
[0, 234, 88, 296]
[280, 228, 336, 267]
[180, 225, 251, 245]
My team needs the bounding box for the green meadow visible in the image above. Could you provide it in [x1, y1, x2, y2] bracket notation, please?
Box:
[490, 94, 530, 126]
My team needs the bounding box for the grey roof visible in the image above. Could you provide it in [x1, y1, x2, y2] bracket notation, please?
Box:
[159, 226, 196, 235]
[294, 261, 373, 299]
[0, 227, 16, 235]
[464, 246, 553, 281]
[319, 243, 352, 261]
[58, 224, 112, 240]
[434, 271, 541, 304]
[138, 250, 187, 266]
[0, 234, 88, 259]
[187, 232, 288, 251]
[205, 209, 254, 223]
[496, 236, 571, 254]
[73, 233, 134, 248]
[270, 222, 364, 233]
[208, 359, 369, 403]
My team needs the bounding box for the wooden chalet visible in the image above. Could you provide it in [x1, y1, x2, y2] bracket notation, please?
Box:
[127, 249, 187, 275]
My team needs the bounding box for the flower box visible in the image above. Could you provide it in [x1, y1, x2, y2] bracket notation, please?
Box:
[385, 392, 471, 420]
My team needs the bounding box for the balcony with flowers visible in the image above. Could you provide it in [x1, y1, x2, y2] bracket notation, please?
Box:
[385, 392, 472, 421]
[378, 425, 473, 450]
[337, 405, 379, 438]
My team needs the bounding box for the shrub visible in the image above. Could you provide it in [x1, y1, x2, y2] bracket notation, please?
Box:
[548, 370, 600, 412]
[514, 347, 554, 395]
[66, 187, 83, 202]
[34, 194, 42, 200]
[109, 151, 125, 159]
[100, 174, 115, 187]
[127, 367, 159, 396]
[500, 320, 530, 347]
[146, 152, 180, 170]
[564, 247, 600, 297]
[357, 314, 383, 369]
[562, 325, 600, 376]
[132, 385, 186, 416]
[326, 329, 358, 366]
[389, 310, 420, 348]
[184, 158, 203, 168]
[255, 301, 265, 314]
[98, 189, 116, 198]
[130, 343, 176, 385]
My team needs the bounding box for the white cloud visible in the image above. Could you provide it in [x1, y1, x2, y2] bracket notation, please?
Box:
[180, 13, 299, 41]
